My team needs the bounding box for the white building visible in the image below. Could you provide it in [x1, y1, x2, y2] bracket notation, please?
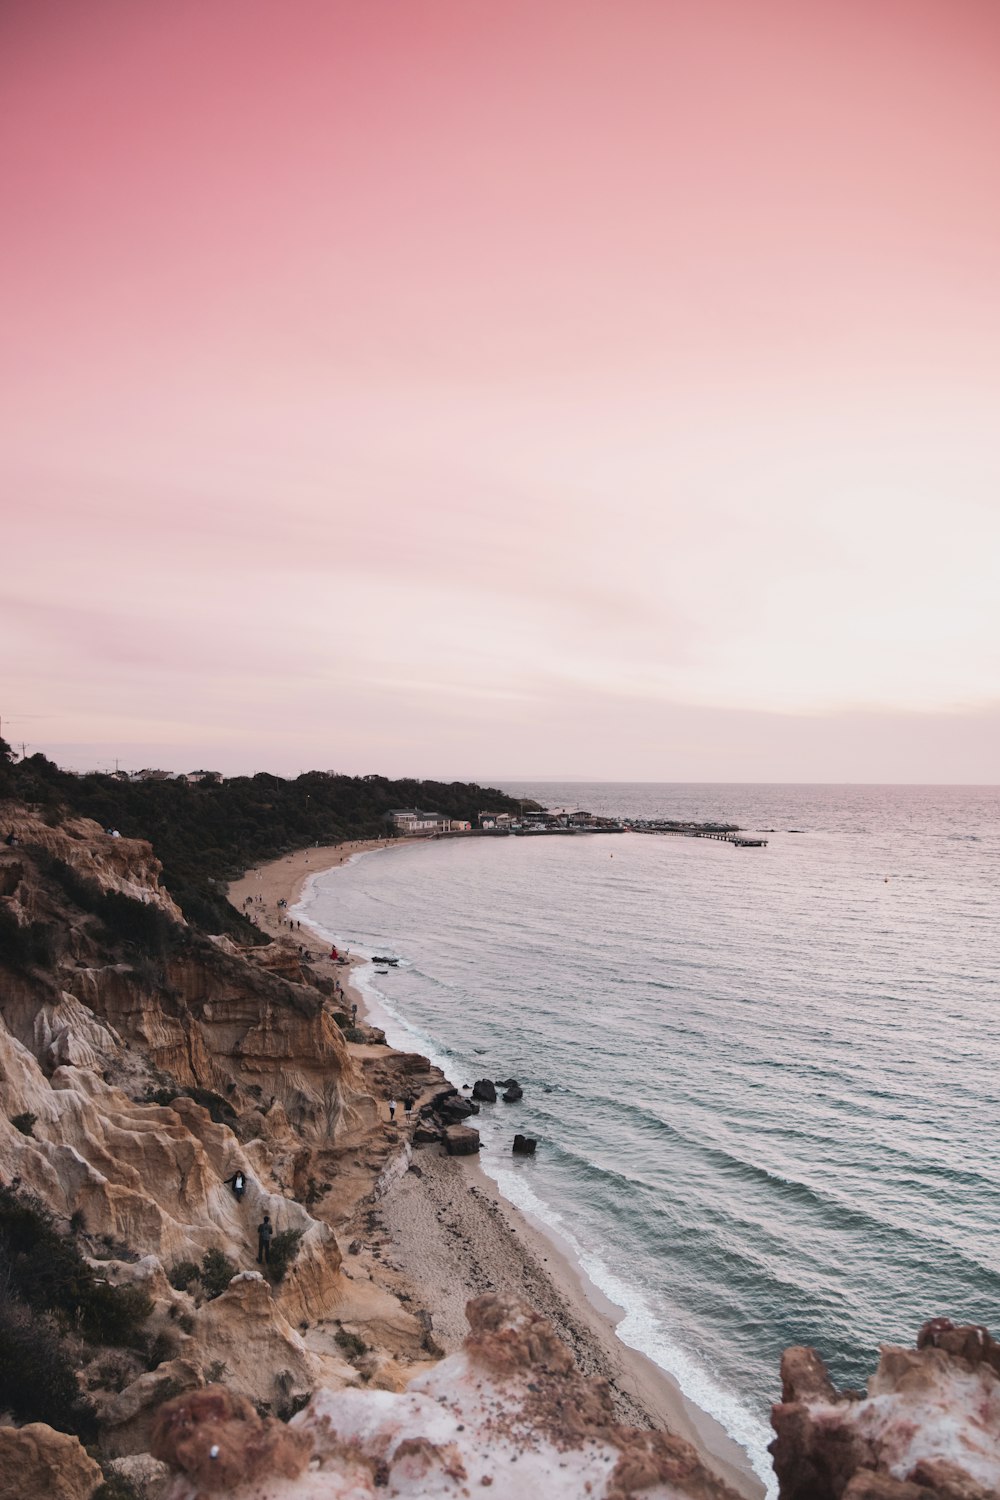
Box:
[389, 808, 450, 835]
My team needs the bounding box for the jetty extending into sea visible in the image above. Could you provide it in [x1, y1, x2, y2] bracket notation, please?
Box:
[633, 824, 769, 848]
[433, 814, 768, 847]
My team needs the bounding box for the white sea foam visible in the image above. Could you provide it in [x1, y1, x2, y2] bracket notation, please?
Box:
[489, 1162, 777, 1496]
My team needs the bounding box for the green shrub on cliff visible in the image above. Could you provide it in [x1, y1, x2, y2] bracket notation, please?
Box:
[0, 906, 61, 971]
[200, 1247, 238, 1299]
[167, 1259, 200, 1291]
[93, 1474, 143, 1500]
[0, 1294, 94, 1436]
[267, 1227, 304, 1284]
[0, 1184, 151, 1347]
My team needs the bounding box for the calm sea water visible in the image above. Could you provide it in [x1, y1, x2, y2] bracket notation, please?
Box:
[297, 784, 1000, 1494]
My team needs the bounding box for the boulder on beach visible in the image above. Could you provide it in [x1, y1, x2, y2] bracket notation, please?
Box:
[472, 1078, 497, 1103]
[444, 1124, 481, 1156]
[439, 1095, 479, 1123]
[502, 1083, 523, 1103]
[413, 1123, 443, 1145]
[512, 1135, 537, 1156]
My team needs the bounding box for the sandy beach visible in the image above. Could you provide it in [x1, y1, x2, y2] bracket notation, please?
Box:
[228, 837, 398, 1029]
[229, 840, 764, 1499]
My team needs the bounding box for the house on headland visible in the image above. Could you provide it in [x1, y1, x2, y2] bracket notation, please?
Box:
[388, 808, 451, 836]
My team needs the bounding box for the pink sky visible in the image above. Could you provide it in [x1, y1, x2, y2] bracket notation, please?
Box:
[2, 0, 999, 780]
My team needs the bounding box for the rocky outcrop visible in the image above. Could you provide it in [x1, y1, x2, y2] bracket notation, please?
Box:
[512, 1133, 536, 1155]
[770, 1319, 1000, 1499]
[471, 1078, 496, 1102]
[151, 1386, 311, 1492]
[1, 808, 183, 919]
[443, 1124, 481, 1156]
[0, 1423, 103, 1500]
[437, 1092, 479, 1124]
[1, 814, 370, 1149]
[152, 1295, 745, 1499]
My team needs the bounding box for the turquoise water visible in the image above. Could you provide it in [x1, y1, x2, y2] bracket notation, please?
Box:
[296, 785, 1000, 1494]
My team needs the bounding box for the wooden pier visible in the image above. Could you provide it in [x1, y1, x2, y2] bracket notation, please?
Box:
[635, 828, 768, 848]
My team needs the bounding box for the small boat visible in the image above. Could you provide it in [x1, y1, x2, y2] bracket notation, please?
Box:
[371, 955, 399, 965]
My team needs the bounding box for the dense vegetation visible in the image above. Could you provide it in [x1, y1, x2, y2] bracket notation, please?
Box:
[0, 1184, 153, 1434]
[0, 739, 528, 938]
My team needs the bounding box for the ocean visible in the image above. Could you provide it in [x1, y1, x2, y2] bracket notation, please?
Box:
[295, 784, 1000, 1495]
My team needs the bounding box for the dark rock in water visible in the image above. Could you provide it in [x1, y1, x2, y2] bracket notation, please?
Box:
[444, 1124, 481, 1156]
[413, 1123, 442, 1145]
[439, 1096, 479, 1123]
[502, 1083, 523, 1103]
[512, 1135, 536, 1156]
[472, 1079, 497, 1103]
[494, 1078, 519, 1089]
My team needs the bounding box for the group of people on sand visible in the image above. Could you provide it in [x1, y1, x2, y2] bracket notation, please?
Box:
[223, 1170, 275, 1264]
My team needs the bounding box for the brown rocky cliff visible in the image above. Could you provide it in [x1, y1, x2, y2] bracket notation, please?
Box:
[0, 810, 412, 1444]
[770, 1318, 1000, 1499]
[150, 1295, 748, 1500]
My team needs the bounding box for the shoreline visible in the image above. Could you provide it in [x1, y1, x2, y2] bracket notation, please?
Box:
[229, 837, 403, 1028]
[228, 839, 766, 1499]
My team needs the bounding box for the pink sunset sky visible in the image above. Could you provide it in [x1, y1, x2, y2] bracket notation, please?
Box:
[2, 0, 999, 781]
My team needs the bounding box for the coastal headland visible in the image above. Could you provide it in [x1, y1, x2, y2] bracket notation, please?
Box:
[231, 837, 764, 1498]
[3, 772, 996, 1499]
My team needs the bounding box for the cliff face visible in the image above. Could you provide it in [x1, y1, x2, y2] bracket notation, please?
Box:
[0, 810, 390, 1439]
[150, 1294, 746, 1500]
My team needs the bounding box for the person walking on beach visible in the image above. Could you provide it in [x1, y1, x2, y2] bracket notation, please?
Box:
[257, 1212, 273, 1264]
[388, 1098, 397, 1122]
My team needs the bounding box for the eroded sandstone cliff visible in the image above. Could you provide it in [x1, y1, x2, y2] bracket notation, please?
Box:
[0, 808, 430, 1468]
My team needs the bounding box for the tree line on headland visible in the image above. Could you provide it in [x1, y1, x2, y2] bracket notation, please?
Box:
[0, 741, 529, 941]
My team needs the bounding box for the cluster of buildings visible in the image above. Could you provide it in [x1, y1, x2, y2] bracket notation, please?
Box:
[388, 807, 616, 837]
[112, 769, 225, 785]
[387, 809, 472, 835]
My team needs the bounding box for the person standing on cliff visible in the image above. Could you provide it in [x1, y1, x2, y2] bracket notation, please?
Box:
[224, 1170, 246, 1202]
[388, 1098, 397, 1122]
[257, 1212, 273, 1264]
